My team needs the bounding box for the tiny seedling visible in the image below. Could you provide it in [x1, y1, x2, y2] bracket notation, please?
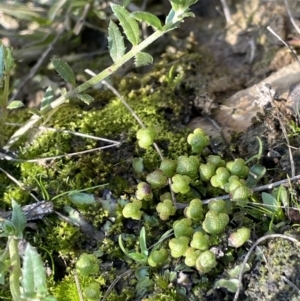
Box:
[118, 227, 173, 265]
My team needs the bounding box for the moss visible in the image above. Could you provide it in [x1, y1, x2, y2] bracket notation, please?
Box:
[106, 288, 136, 301]
[0, 47, 234, 299]
[3, 186, 31, 206]
[245, 229, 300, 300]
[34, 220, 82, 255]
[51, 274, 106, 301]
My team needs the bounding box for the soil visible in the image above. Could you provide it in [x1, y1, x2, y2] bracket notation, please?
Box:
[2, 1, 300, 300]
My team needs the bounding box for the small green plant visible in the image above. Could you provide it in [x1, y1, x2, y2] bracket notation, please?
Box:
[0, 42, 17, 148]
[118, 227, 173, 266]
[0, 200, 57, 301]
[119, 128, 258, 275]
[2, 0, 199, 150]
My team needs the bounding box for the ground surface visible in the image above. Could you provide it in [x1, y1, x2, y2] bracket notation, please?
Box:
[2, 1, 300, 300]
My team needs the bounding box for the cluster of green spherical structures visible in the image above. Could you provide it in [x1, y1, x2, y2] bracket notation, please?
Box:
[124, 127, 252, 273]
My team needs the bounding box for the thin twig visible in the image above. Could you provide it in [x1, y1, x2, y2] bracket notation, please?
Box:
[0, 167, 39, 202]
[74, 269, 85, 301]
[175, 174, 300, 209]
[284, 0, 300, 36]
[267, 26, 300, 68]
[73, 3, 91, 35]
[233, 233, 300, 301]
[0, 144, 119, 163]
[220, 0, 231, 24]
[1, 124, 121, 162]
[0, 201, 53, 221]
[101, 269, 133, 301]
[9, 24, 65, 102]
[281, 275, 300, 295]
[273, 110, 295, 177]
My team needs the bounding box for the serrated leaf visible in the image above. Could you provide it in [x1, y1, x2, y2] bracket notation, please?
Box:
[0, 219, 16, 237]
[108, 20, 125, 63]
[76, 93, 94, 105]
[134, 52, 153, 67]
[51, 58, 76, 86]
[131, 11, 162, 30]
[40, 86, 55, 111]
[11, 200, 26, 238]
[21, 244, 48, 299]
[7, 100, 24, 110]
[110, 3, 140, 46]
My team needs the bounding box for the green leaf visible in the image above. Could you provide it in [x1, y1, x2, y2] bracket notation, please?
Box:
[128, 252, 147, 264]
[170, 0, 197, 12]
[165, 9, 176, 26]
[131, 11, 162, 30]
[110, 3, 140, 45]
[76, 93, 94, 105]
[4, 45, 15, 72]
[0, 2, 46, 21]
[0, 219, 16, 237]
[51, 58, 76, 86]
[11, 200, 26, 238]
[118, 235, 147, 264]
[246, 164, 266, 188]
[108, 20, 126, 63]
[139, 227, 148, 257]
[7, 100, 24, 110]
[69, 192, 96, 206]
[48, 0, 67, 21]
[21, 244, 48, 299]
[28, 108, 42, 116]
[180, 11, 195, 19]
[40, 86, 55, 111]
[214, 279, 239, 293]
[278, 185, 289, 208]
[118, 234, 131, 258]
[262, 192, 278, 213]
[151, 229, 173, 253]
[134, 52, 153, 67]
[228, 263, 251, 278]
[135, 267, 149, 280]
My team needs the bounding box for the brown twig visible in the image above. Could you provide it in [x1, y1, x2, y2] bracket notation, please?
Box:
[175, 174, 300, 209]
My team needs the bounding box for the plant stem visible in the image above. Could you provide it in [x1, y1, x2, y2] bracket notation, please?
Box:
[5, 28, 169, 149]
[0, 72, 9, 147]
[8, 236, 21, 301]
